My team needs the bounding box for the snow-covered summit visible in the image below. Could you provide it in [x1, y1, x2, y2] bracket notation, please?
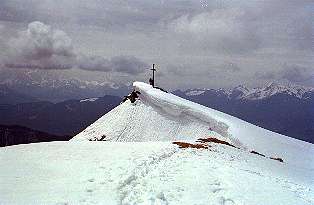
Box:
[73, 82, 313, 167]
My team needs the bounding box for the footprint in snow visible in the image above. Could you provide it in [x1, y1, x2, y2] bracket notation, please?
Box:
[88, 178, 95, 182]
[86, 189, 93, 193]
[220, 197, 235, 205]
[148, 192, 169, 205]
[212, 188, 224, 193]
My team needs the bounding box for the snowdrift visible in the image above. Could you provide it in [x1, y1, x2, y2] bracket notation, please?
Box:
[73, 82, 313, 167]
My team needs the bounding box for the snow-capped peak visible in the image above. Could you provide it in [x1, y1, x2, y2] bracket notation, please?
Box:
[182, 82, 314, 100]
[228, 85, 250, 99]
[243, 82, 314, 100]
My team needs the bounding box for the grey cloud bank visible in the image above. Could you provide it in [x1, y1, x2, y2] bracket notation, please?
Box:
[78, 55, 148, 74]
[5, 21, 75, 69]
[0, 0, 313, 89]
[2, 21, 147, 74]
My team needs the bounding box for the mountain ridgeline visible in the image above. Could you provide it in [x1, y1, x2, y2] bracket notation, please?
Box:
[0, 96, 122, 137]
[0, 124, 71, 147]
[0, 69, 130, 103]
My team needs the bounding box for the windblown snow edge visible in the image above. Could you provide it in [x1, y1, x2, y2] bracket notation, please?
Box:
[133, 82, 242, 147]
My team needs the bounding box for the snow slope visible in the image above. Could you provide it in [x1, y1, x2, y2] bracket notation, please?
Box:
[73, 82, 313, 168]
[1, 82, 314, 205]
[1, 141, 313, 205]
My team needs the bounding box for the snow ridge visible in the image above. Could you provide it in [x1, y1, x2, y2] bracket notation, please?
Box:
[134, 82, 231, 143]
[73, 82, 313, 168]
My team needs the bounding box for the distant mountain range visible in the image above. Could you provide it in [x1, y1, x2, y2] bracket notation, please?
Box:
[0, 79, 129, 103]
[173, 83, 314, 143]
[0, 69, 130, 103]
[0, 84, 39, 104]
[0, 96, 121, 137]
[181, 83, 314, 101]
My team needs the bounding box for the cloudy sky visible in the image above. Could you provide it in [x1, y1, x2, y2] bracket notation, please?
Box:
[0, 0, 313, 89]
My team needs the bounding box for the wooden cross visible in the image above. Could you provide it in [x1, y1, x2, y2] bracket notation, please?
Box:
[150, 64, 156, 87]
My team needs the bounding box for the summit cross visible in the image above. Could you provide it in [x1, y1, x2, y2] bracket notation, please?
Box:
[150, 63, 157, 87]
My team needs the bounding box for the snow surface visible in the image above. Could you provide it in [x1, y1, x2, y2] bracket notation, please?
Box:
[1, 82, 314, 205]
[1, 141, 313, 205]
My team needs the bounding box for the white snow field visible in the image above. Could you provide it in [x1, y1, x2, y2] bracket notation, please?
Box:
[1, 82, 314, 205]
